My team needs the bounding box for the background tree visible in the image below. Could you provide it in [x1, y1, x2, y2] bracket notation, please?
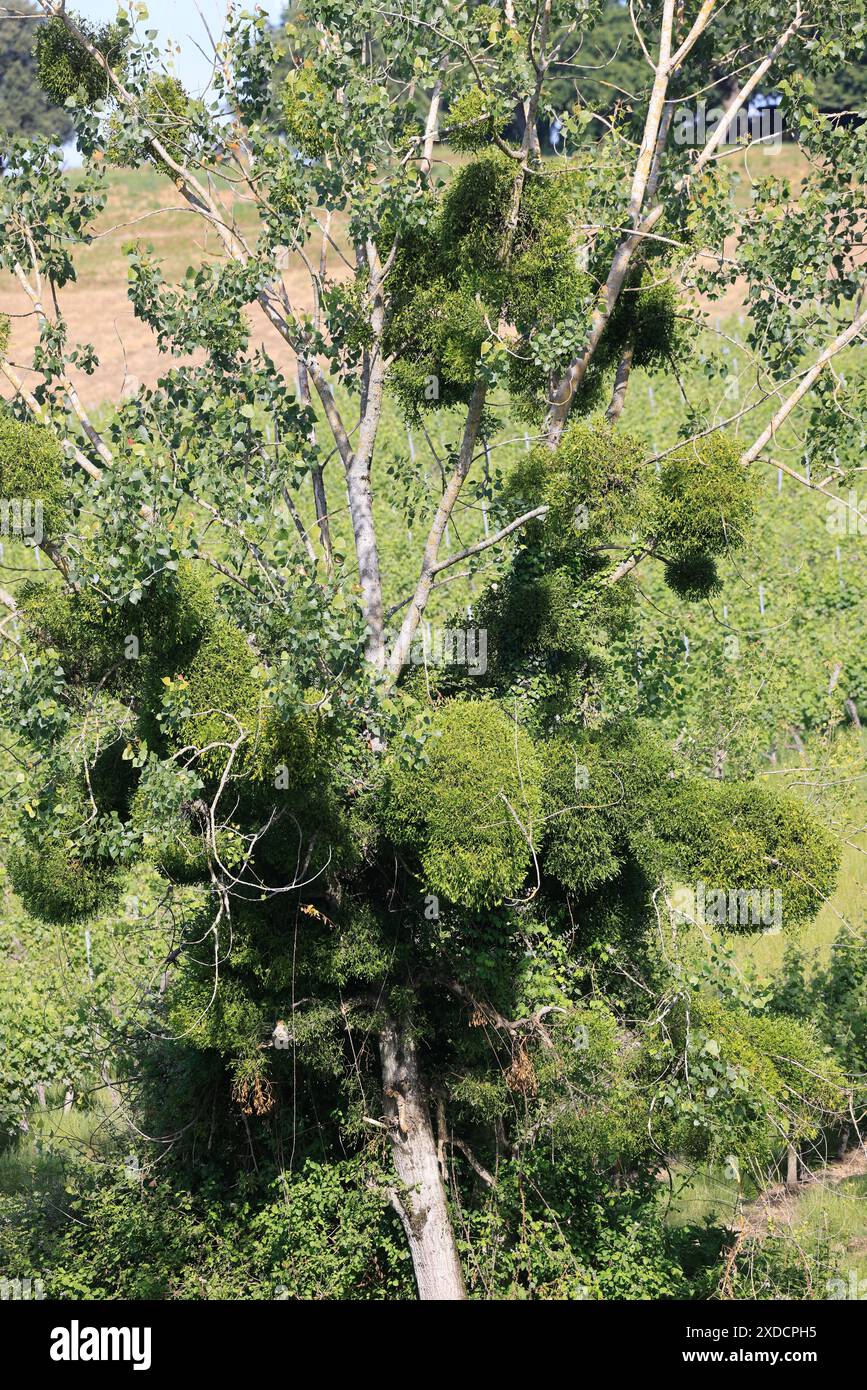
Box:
[0, 0, 74, 144]
[0, 0, 865, 1300]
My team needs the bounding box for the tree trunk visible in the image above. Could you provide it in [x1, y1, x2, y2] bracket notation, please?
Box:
[379, 1020, 467, 1301]
[786, 1141, 799, 1191]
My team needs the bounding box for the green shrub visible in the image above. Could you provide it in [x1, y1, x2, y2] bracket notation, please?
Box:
[34, 14, 126, 106]
[385, 700, 543, 908]
[0, 416, 67, 540]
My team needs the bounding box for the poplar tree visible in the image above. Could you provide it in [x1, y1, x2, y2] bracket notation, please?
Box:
[1, 0, 864, 1298]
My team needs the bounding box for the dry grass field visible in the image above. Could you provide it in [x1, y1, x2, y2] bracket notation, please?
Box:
[0, 142, 810, 409]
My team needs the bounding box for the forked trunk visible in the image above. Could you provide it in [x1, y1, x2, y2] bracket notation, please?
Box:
[379, 1020, 467, 1301]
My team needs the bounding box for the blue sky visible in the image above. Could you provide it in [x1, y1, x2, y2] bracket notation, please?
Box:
[74, 1, 286, 96]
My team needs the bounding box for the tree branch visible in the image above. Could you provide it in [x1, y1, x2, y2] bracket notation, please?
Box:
[386, 380, 487, 678]
[605, 341, 635, 423]
[12, 259, 113, 468]
[430, 504, 549, 575]
[740, 303, 867, 467]
[545, 4, 803, 446]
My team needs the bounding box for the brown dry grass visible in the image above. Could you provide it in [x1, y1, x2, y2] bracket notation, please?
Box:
[0, 144, 810, 410]
[1, 163, 353, 407]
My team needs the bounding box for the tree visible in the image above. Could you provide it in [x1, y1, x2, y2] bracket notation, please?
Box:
[0, 0, 73, 144]
[0, 0, 864, 1300]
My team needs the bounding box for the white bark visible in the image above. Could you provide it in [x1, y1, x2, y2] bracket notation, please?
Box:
[387, 380, 487, 678]
[786, 1141, 800, 1191]
[545, 5, 804, 447]
[380, 1020, 467, 1301]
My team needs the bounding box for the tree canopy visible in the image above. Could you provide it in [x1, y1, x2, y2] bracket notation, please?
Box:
[0, 0, 865, 1300]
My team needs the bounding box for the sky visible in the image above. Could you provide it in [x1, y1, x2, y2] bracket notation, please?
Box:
[74, 0, 286, 97]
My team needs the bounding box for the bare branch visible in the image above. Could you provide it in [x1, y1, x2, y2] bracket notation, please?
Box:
[430, 505, 549, 575]
[740, 304, 867, 467]
[387, 381, 487, 679]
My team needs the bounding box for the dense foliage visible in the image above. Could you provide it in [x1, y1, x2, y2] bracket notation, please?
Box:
[0, 0, 865, 1301]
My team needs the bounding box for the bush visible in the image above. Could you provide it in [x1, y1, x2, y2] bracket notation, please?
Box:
[0, 1150, 412, 1300]
[34, 14, 126, 106]
[0, 415, 67, 540]
[385, 700, 543, 908]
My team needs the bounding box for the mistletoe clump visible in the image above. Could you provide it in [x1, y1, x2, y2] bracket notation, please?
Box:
[385, 700, 543, 909]
[541, 729, 839, 937]
[161, 618, 318, 794]
[673, 781, 839, 929]
[106, 75, 200, 169]
[165, 620, 265, 777]
[21, 560, 216, 708]
[168, 950, 269, 1060]
[20, 582, 130, 692]
[385, 152, 587, 421]
[605, 271, 691, 372]
[0, 416, 68, 540]
[511, 417, 646, 549]
[381, 189, 487, 420]
[663, 552, 722, 600]
[281, 63, 331, 158]
[34, 13, 126, 106]
[476, 549, 637, 691]
[142, 76, 196, 164]
[467, 420, 651, 688]
[528, 270, 690, 424]
[446, 87, 509, 153]
[651, 432, 756, 561]
[541, 724, 677, 895]
[386, 277, 488, 421]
